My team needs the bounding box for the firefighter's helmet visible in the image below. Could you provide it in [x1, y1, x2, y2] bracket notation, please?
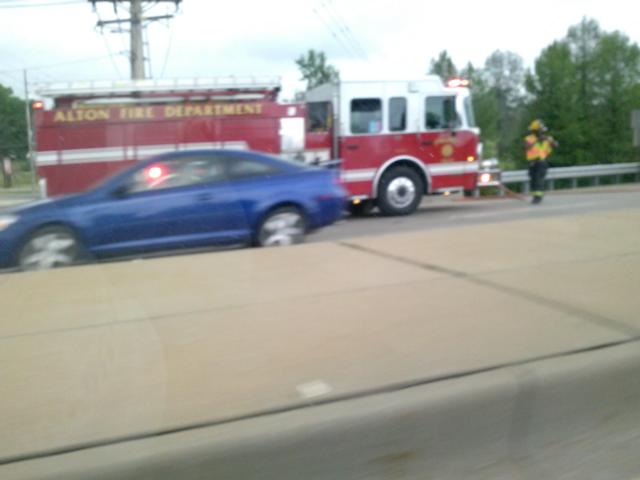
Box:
[529, 119, 547, 132]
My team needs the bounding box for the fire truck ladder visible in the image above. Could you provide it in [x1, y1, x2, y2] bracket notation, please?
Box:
[34, 76, 282, 99]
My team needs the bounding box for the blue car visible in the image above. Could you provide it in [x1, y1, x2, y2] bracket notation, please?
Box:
[0, 149, 347, 271]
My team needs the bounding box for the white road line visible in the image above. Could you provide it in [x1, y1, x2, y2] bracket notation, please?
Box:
[296, 380, 333, 399]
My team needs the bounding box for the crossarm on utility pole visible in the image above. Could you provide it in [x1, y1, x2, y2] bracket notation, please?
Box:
[88, 0, 183, 80]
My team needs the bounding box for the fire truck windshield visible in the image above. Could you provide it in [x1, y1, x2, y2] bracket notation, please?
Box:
[425, 96, 460, 130]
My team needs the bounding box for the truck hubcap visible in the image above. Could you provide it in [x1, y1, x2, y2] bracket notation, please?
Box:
[387, 177, 416, 209]
[20, 233, 76, 270]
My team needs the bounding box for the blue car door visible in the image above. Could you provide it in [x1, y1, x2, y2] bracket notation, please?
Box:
[81, 154, 250, 255]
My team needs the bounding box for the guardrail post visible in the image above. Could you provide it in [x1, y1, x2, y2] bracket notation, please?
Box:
[547, 180, 554, 191]
[571, 178, 577, 189]
[594, 177, 600, 186]
[523, 181, 529, 195]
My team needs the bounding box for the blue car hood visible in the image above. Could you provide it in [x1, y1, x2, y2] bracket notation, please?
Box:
[8, 192, 90, 216]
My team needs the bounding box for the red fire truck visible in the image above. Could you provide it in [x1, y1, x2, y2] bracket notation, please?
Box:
[32, 76, 497, 215]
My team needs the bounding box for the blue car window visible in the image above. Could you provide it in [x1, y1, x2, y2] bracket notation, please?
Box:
[128, 155, 227, 193]
[226, 157, 281, 180]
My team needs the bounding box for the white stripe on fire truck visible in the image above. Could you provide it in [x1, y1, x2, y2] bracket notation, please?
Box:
[341, 169, 376, 183]
[428, 162, 478, 176]
[36, 147, 124, 166]
[36, 142, 249, 166]
[340, 162, 478, 184]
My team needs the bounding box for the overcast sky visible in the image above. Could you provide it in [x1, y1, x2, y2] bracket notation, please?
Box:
[0, 0, 638, 100]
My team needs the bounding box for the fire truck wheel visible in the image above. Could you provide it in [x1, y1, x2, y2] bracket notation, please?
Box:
[377, 167, 423, 216]
[348, 199, 375, 217]
[256, 207, 306, 247]
[17, 225, 86, 271]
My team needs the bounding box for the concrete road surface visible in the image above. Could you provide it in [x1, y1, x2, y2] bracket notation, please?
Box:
[313, 183, 640, 243]
[1, 200, 640, 478]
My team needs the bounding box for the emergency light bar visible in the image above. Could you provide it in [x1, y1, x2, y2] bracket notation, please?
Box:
[34, 76, 282, 98]
[446, 77, 471, 88]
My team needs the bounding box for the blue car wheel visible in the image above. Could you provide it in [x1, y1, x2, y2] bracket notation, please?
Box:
[256, 207, 306, 247]
[18, 226, 85, 271]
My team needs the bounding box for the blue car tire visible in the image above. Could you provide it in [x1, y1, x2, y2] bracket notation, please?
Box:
[18, 226, 86, 271]
[256, 207, 306, 247]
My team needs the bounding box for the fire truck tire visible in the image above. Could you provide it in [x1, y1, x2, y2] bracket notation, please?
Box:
[348, 199, 375, 217]
[256, 207, 306, 247]
[377, 167, 423, 216]
[17, 225, 87, 271]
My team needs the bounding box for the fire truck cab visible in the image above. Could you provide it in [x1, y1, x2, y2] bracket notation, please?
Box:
[304, 77, 484, 215]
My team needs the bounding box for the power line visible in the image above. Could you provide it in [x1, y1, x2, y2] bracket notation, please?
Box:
[143, 24, 152, 78]
[0, 0, 83, 8]
[0, 68, 56, 94]
[0, 71, 23, 84]
[322, 0, 368, 59]
[0, 55, 117, 74]
[160, 19, 175, 77]
[312, 6, 359, 59]
[89, 0, 181, 80]
[95, 8, 124, 78]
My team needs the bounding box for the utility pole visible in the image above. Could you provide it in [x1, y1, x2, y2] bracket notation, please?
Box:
[90, 0, 181, 80]
[130, 0, 144, 80]
[23, 70, 36, 194]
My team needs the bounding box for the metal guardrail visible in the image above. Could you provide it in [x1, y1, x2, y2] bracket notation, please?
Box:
[501, 162, 640, 193]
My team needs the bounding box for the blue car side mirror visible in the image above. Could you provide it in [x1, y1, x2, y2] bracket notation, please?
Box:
[112, 184, 131, 198]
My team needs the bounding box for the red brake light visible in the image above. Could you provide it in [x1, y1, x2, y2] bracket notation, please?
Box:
[32, 101, 44, 110]
[145, 164, 168, 186]
[147, 165, 163, 180]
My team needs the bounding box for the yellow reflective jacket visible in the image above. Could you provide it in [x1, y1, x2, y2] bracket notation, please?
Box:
[525, 134, 554, 161]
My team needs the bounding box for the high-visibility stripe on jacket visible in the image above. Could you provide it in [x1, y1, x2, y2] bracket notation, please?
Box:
[525, 134, 553, 161]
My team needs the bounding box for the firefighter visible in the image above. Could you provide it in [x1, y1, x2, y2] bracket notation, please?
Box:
[524, 119, 557, 204]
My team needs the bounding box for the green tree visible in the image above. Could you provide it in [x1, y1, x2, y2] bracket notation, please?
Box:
[0, 84, 27, 163]
[527, 41, 580, 167]
[462, 62, 500, 159]
[566, 18, 601, 164]
[482, 50, 527, 164]
[528, 18, 640, 166]
[295, 49, 339, 90]
[429, 50, 457, 82]
[591, 31, 640, 163]
[483, 50, 525, 108]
